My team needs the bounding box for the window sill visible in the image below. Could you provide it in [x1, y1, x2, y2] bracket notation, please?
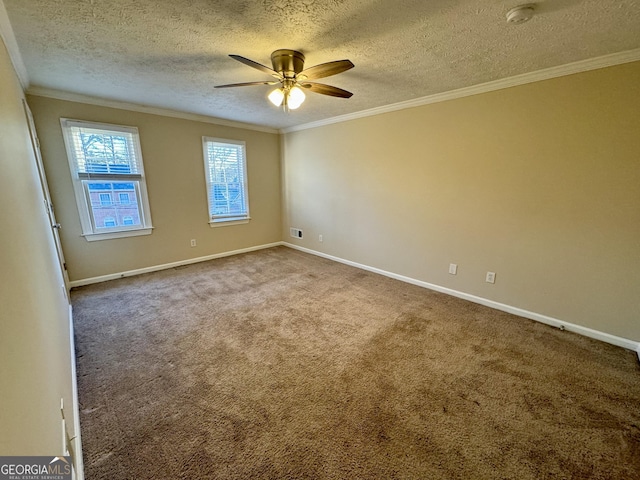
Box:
[209, 217, 250, 228]
[82, 227, 153, 242]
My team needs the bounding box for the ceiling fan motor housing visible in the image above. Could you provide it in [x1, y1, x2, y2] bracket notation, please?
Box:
[271, 49, 305, 77]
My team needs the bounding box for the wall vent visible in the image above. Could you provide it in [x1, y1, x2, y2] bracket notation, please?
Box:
[290, 228, 303, 239]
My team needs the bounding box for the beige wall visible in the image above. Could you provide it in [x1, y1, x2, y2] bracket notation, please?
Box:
[282, 62, 640, 342]
[20, 62, 640, 344]
[0, 39, 75, 454]
[27, 96, 282, 281]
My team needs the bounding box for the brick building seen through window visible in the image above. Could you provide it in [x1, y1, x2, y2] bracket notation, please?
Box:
[88, 182, 141, 228]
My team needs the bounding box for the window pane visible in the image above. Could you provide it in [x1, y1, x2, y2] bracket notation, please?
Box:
[86, 180, 142, 229]
[70, 127, 140, 175]
[99, 193, 112, 205]
[61, 119, 153, 238]
[204, 139, 248, 220]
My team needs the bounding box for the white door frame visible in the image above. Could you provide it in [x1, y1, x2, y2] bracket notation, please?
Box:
[22, 99, 71, 296]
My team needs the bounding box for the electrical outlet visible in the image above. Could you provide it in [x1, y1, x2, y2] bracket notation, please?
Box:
[319, 234, 323, 242]
[449, 263, 457, 275]
[190, 239, 197, 247]
[486, 272, 496, 284]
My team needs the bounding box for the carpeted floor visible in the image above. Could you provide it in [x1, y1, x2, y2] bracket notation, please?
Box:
[71, 246, 640, 479]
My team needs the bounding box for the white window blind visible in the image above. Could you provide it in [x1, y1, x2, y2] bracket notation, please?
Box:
[202, 137, 250, 225]
[61, 119, 153, 241]
[65, 124, 142, 177]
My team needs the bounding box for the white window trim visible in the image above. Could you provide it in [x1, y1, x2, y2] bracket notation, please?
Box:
[209, 218, 251, 228]
[202, 137, 250, 226]
[60, 118, 154, 241]
[81, 228, 153, 242]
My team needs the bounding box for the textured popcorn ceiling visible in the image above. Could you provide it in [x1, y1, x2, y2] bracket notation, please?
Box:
[5, 0, 640, 130]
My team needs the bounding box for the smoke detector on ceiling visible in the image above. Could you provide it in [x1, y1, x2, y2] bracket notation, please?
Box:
[506, 4, 535, 24]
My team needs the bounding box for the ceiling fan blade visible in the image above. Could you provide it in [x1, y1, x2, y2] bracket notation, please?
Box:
[301, 82, 353, 98]
[299, 60, 354, 80]
[214, 81, 279, 88]
[229, 54, 277, 75]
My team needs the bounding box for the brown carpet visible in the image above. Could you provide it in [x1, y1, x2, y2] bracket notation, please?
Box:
[72, 246, 640, 479]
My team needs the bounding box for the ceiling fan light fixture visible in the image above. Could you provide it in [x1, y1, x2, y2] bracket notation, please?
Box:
[287, 86, 306, 110]
[268, 87, 285, 107]
[217, 49, 354, 112]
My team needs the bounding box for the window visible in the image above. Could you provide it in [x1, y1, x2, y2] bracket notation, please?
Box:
[202, 137, 250, 226]
[99, 193, 112, 205]
[61, 119, 153, 241]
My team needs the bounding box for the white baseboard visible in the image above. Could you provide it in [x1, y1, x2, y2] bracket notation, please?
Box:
[68, 305, 84, 480]
[283, 243, 640, 353]
[67, 240, 640, 354]
[69, 242, 283, 288]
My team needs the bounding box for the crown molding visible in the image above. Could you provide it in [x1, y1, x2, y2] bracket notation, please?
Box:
[26, 87, 280, 135]
[282, 48, 640, 134]
[0, 0, 29, 89]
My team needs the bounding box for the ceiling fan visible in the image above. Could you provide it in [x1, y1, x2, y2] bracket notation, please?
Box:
[215, 49, 354, 111]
